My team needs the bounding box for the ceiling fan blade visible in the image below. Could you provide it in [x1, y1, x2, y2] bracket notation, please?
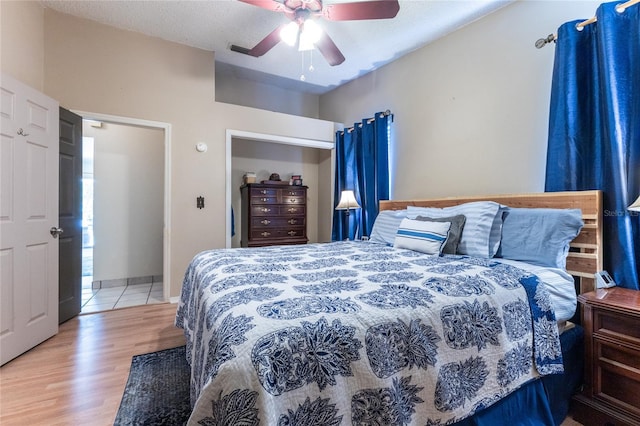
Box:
[315, 32, 345, 66]
[323, 0, 399, 21]
[237, 0, 286, 12]
[231, 24, 287, 57]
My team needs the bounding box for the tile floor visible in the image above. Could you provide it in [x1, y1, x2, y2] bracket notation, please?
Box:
[81, 276, 165, 314]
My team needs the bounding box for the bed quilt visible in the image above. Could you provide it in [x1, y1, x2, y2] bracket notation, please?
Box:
[175, 241, 563, 425]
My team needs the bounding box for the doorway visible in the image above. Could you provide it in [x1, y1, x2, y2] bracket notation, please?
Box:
[73, 112, 172, 313]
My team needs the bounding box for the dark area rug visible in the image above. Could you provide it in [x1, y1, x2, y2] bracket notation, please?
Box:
[114, 346, 191, 426]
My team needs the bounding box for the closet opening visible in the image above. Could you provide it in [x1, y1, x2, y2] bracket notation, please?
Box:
[225, 130, 335, 248]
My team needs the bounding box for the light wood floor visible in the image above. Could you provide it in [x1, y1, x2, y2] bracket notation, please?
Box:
[1, 302, 583, 426]
[0, 303, 185, 426]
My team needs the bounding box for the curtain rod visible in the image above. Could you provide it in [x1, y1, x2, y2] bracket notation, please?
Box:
[535, 0, 639, 48]
[341, 110, 393, 134]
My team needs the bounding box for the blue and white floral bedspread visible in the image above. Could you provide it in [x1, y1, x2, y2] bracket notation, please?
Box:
[175, 241, 563, 425]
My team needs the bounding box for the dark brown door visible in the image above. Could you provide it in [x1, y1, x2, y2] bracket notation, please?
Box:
[58, 107, 83, 323]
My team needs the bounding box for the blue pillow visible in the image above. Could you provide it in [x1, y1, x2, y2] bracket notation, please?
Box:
[394, 218, 451, 255]
[498, 208, 584, 269]
[370, 209, 407, 245]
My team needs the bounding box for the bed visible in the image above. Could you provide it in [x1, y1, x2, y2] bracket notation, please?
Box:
[176, 190, 602, 425]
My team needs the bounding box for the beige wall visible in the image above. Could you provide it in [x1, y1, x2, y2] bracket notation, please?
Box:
[216, 66, 320, 118]
[319, 1, 601, 200]
[231, 139, 330, 247]
[316, 148, 334, 242]
[40, 9, 335, 297]
[85, 122, 164, 282]
[0, 1, 45, 91]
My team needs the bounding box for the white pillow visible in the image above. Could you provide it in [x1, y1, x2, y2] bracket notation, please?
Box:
[370, 209, 407, 245]
[394, 218, 451, 255]
[407, 201, 502, 258]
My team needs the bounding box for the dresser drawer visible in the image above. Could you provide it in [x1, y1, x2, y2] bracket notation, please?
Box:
[282, 196, 305, 205]
[250, 187, 278, 197]
[595, 310, 640, 344]
[251, 205, 278, 216]
[250, 228, 306, 240]
[282, 188, 306, 197]
[596, 340, 640, 415]
[251, 195, 278, 204]
[596, 339, 640, 369]
[281, 205, 305, 215]
[251, 217, 305, 228]
[251, 206, 306, 216]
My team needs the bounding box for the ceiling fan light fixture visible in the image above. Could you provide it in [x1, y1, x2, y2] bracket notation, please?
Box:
[304, 20, 323, 42]
[298, 33, 314, 51]
[280, 21, 299, 46]
[299, 20, 322, 51]
[237, 0, 399, 66]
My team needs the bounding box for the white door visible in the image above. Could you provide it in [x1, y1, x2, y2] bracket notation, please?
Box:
[1, 73, 60, 365]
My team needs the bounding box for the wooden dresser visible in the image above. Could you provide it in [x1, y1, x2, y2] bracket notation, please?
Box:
[240, 183, 308, 247]
[572, 287, 640, 426]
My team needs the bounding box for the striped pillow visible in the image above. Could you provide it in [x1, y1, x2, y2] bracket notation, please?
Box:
[370, 209, 407, 245]
[415, 214, 466, 255]
[394, 218, 451, 255]
[407, 202, 502, 258]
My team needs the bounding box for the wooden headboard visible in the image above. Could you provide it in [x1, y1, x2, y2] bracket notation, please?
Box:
[380, 190, 603, 294]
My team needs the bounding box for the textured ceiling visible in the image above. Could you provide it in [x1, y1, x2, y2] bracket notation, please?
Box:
[40, 0, 514, 94]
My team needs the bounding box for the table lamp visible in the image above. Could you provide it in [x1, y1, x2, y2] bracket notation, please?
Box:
[335, 190, 361, 216]
[336, 190, 361, 240]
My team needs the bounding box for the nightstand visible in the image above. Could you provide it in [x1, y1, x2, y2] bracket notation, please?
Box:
[572, 287, 640, 426]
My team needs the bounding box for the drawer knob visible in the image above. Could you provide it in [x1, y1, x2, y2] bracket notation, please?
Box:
[261, 220, 271, 225]
[289, 191, 296, 195]
[288, 219, 297, 224]
[261, 208, 271, 213]
[287, 231, 296, 236]
[261, 197, 269, 202]
[260, 190, 267, 194]
[287, 208, 297, 213]
[289, 199, 297, 203]
[261, 232, 271, 237]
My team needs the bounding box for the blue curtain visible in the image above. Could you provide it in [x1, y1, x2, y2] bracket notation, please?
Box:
[332, 126, 360, 241]
[545, 2, 640, 290]
[332, 112, 391, 241]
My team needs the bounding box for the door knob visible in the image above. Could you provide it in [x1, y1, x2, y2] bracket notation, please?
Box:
[50, 227, 64, 238]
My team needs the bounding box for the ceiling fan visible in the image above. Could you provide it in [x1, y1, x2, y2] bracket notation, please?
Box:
[230, 0, 400, 66]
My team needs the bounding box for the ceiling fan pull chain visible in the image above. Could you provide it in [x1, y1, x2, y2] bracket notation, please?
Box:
[300, 50, 306, 81]
[309, 50, 314, 72]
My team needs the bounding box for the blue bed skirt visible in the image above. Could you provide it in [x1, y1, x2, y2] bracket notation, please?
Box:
[453, 324, 584, 426]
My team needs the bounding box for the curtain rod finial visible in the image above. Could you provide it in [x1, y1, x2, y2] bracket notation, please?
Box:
[535, 34, 556, 49]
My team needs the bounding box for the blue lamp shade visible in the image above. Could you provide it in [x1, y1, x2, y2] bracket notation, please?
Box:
[336, 190, 361, 212]
[629, 195, 640, 212]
